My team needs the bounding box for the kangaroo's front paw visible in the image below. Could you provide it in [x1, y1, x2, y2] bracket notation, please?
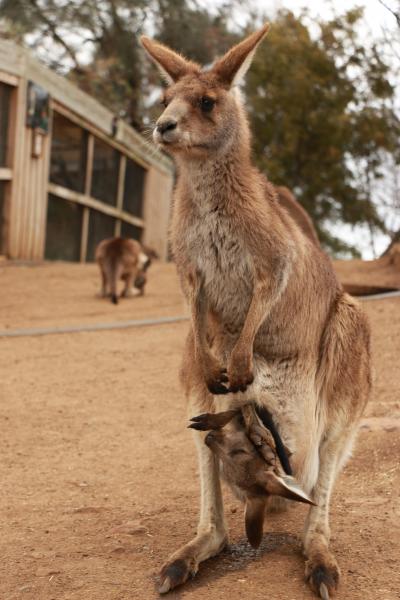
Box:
[227, 352, 254, 393]
[158, 556, 198, 594]
[202, 357, 230, 395]
[305, 554, 340, 599]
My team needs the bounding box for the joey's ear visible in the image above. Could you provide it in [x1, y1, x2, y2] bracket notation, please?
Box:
[140, 36, 200, 84]
[245, 496, 266, 549]
[189, 409, 239, 431]
[212, 23, 270, 87]
[262, 471, 316, 506]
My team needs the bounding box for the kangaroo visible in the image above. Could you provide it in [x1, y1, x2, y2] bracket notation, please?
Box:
[95, 237, 151, 304]
[275, 185, 320, 247]
[141, 24, 371, 599]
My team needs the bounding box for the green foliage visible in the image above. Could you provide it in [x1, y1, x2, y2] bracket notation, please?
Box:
[246, 9, 400, 254]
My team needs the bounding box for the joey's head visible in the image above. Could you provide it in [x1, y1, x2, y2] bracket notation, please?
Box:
[140, 24, 270, 160]
[189, 409, 315, 549]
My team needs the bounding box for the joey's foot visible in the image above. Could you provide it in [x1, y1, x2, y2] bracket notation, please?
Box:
[158, 556, 198, 594]
[188, 410, 238, 431]
[305, 555, 340, 599]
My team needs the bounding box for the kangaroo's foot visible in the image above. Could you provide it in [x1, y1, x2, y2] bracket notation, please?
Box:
[158, 527, 227, 594]
[305, 549, 340, 599]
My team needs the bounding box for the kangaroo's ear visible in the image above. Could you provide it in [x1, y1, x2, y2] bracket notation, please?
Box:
[245, 496, 266, 549]
[212, 23, 270, 87]
[261, 471, 316, 506]
[140, 36, 200, 84]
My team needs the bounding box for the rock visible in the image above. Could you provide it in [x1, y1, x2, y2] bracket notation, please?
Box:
[73, 506, 104, 514]
[35, 567, 61, 577]
[112, 520, 149, 535]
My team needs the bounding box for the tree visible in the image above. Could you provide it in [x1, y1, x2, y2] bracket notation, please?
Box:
[0, 0, 235, 128]
[245, 9, 400, 256]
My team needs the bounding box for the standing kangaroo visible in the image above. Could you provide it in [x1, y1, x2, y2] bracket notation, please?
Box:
[141, 24, 371, 599]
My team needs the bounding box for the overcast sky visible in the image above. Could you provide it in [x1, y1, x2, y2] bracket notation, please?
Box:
[212, 0, 398, 34]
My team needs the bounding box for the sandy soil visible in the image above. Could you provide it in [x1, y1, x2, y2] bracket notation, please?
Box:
[0, 261, 185, 331]
[0, 262, 399, 600]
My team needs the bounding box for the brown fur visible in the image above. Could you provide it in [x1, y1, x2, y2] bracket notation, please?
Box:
[142, 24, 371, 598]
[275, 185, 320, 247]
[95, 237, 150, 304]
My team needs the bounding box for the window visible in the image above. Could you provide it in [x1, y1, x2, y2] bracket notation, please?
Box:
[45, 194, 83, 261]
[121, 220, 142, 242]
[91, 137, 120, 205]
[86, 209, 116, 261]
[0, 83, 12, 167]
[123, 158, 146, 217]
[50, 112, 87, 193]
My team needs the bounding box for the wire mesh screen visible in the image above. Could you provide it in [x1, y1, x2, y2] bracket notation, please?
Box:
[123, 158, 146, 218]
[50, 112, 88, 193]
[86, 209, 116, 262]
[0, 83, 11, 167]
[45, 194, 83, 261]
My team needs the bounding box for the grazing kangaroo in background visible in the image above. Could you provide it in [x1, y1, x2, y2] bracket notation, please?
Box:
[142, 24, 371, 599]
[95, 237, 151, 304]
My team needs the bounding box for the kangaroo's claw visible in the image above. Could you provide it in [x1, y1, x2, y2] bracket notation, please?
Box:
[320, 583, 330, 600]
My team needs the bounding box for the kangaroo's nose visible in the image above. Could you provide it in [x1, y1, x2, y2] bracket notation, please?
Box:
[157, 120, 177, 134]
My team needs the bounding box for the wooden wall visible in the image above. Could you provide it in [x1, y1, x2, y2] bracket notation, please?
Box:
[7, 79, 51, 260]
[0, 38, 174, 262]
[142, 167, 174, 260]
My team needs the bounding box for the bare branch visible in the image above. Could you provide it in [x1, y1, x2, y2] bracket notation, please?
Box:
[26, 0, 83, 70]
[378, 0, 400, 28]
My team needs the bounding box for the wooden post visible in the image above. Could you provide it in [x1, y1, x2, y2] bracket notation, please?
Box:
[80, 134, 94, 262]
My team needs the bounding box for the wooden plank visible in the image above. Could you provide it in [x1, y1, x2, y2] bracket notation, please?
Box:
[0, 71, 18, 86]
[36, 121, 51, 258]
[8, 78, 28, 258]
[116, 155, 126, 211]
[0, 40, 25, 77]
[84, 135, 94, 194]
[142, 166, 173, 260]
[114, 155, 126, 238]
[47, 182, 145, 228]
[80, 207, 89, 263]
[0, 168, 12, 180]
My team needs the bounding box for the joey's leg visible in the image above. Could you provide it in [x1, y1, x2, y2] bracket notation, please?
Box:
[158, 429, 227, 593]
[303, 426, 358, 599]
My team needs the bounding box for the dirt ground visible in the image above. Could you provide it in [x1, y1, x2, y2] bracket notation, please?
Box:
[0, 262, 399, 600]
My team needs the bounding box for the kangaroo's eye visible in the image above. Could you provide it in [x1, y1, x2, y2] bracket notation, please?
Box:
[229, 448, 247, 458]
[160, 96, 168, 107]
[200, 96, 215, 112]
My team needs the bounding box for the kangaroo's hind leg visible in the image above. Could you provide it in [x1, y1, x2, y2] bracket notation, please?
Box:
[158, 428, 227, 593]
[158, 334, 228, 594]
[304, 296, 371, 599]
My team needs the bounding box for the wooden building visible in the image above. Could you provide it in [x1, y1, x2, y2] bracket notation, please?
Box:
[0, 39, 174, 262]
